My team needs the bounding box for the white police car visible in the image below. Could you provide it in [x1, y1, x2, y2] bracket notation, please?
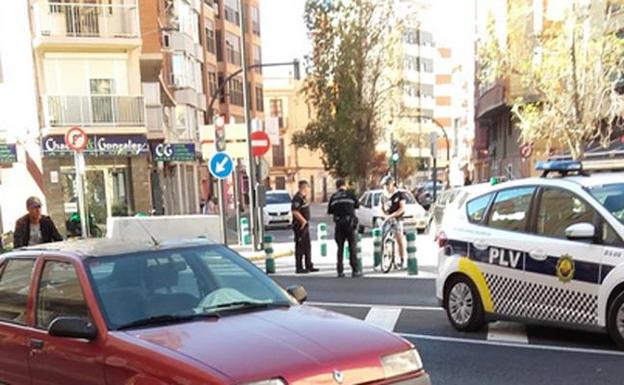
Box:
[436, 161, 624, 348]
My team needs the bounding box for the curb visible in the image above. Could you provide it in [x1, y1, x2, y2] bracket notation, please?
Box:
[247, 250, 294, 262]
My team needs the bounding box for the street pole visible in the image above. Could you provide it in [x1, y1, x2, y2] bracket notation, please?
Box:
[217, 178, 227, 244]
[233, 160, 241, 243]
[238, 0, 261, 250]
[74, 152, 89, 238]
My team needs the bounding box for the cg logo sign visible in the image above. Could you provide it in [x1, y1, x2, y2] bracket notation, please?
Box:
[155, 143, 174, 158]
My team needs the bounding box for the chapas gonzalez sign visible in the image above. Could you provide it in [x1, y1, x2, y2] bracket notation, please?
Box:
[42, 135, 148, 157]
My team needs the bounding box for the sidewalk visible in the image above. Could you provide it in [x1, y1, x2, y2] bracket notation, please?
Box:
[233, 233, 439, 279]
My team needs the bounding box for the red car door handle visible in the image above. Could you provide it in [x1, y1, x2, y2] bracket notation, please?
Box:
[30, 339, 44, 350]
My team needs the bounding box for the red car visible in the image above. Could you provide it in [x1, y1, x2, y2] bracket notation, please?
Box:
[0, 239, 430, 385]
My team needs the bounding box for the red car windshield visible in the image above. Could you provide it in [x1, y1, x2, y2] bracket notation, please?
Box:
[85, 245, 292, 330]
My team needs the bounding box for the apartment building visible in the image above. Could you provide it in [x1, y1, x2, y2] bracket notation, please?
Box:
[139, 0, 206, 216]
[0, 1, 45, 237]
[264, 78, 334, 202]
[29, 0, 149, 234]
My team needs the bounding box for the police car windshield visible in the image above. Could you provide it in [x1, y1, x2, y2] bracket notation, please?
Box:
[588, 183, 624, 224]
[266, 193, 291, 204]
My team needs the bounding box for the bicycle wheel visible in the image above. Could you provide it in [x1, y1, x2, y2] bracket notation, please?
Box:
[381, 233, 395, 274]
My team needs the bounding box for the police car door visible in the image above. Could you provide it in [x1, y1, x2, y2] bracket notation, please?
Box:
[476, 186, 536, 319]
[523, 186, 603, 326]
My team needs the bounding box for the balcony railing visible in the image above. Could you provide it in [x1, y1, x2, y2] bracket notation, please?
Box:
[32, 1, 139, 40]
[46, 95, 145, 127]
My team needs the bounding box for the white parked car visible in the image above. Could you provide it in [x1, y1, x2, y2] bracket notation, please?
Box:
[356, 189, 430, 233]
[263, 190, 293, 229]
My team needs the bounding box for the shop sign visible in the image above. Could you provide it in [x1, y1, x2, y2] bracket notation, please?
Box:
[0, 142, 17, 164]
[43, 135, 149, 157]
[151, 143, 196, 162]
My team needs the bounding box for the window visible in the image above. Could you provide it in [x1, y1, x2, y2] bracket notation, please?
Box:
[403, 56, 433, 73]
[225, 32, 241, 66]
[0, 52, 3, 83]
[487, 187, 535, 232]
[403, 82, 434, 98]
[216, 30, 223, 61]
[270, 98, 283, 117]
[205, 19, 216, 54]
[251, 5, 261, 35]
[224, 0, 240, 25]
[253, 45, 262, 73]
[255, 85, 264, 112]
[207, 65, 218, 97]
[230, 77, 244, 106]
[466, 193, 493, 224]
[272, 139, 286, 167]
[36, 261, 89, 330]
[0, 259, 35, 324]
[537, 188, 596, 240]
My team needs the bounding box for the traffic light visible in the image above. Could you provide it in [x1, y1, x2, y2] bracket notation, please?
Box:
[215, 115, 226, 152]
[390, 141, 400, 165]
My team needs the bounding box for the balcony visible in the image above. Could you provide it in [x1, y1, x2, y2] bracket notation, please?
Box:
[32, 1, 140, 48]
[45, 95, 145, 127]
[476, 81, 506, 119]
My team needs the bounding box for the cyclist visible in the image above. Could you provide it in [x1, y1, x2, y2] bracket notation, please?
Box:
[381, 175, 406, 267]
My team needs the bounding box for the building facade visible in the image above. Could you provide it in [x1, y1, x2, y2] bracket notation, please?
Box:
[264, 78, 334, 202]
[0, 0, 45, 238]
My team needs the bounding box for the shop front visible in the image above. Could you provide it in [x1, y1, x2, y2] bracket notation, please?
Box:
[41, 134, 152, 236]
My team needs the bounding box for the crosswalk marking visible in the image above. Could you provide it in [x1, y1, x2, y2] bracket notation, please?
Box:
[486, 321, 528, 344]
[364, 307, 402, 331]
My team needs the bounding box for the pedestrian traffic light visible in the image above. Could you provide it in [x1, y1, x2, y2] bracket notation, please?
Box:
[215, 115, 226, 152]
[391, 152, 400, 164]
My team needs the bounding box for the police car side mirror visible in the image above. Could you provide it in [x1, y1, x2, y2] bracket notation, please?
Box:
[565, 223, 595, 241]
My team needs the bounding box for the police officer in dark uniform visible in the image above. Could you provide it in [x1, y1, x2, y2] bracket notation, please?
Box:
[328, 178, 362, 278]
[292, 180, 319, 274]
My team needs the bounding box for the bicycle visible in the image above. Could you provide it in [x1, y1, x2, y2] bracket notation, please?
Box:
[380, 217, 404, 273]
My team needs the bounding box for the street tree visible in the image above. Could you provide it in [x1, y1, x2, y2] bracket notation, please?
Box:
[479, 0, 624, 159]
[293, 0, 403, 188]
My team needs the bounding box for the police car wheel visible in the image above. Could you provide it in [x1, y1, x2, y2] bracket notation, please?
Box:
[444, 276, 485, 332]
[607, 291, 624, 349]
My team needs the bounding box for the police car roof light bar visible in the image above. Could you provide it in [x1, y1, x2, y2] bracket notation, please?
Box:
[535, 160, 588, 177]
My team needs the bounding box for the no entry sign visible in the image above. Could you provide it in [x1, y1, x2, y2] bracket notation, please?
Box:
[250, 130, 271, 157]
[65, 126, 88, 152]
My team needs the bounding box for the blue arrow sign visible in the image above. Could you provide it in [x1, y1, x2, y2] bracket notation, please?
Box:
[209, 151, 234, 179]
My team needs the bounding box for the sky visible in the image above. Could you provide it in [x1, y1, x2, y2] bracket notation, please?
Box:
[260, 0, 476, 79]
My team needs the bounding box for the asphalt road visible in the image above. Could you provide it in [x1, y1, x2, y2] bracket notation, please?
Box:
[271, 275, 624, 385]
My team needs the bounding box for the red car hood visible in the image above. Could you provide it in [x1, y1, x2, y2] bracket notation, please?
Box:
[122, 305, 411, 384]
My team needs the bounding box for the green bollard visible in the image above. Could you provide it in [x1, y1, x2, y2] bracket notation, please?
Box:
[373, 228, 382, 268]
[241, 217, 251, 245]
[264, 235, 275, 274]
[356, 233, 363, 273]
[318, 223, 328, 257]
[407, 232, 418, 275]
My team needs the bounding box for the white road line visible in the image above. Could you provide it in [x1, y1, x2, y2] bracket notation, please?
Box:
[307, 301, 444, 312]
[400, 332, 624, 357]
[487, 321, 528, 344]
[364, 307, 402, 331]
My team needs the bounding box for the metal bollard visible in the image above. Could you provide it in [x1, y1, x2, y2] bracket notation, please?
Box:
[318, 223, 328, 257]
[407, 232, 418, 275]
[372, 228, 382, 268]
[356, 233, 363, 273]
[241, 217, 251, 246]
[264, 235, 275, 274]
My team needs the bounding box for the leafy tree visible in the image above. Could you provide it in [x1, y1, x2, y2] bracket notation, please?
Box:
[293, 0, 403, 189]
[479, 0, 624, 159]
